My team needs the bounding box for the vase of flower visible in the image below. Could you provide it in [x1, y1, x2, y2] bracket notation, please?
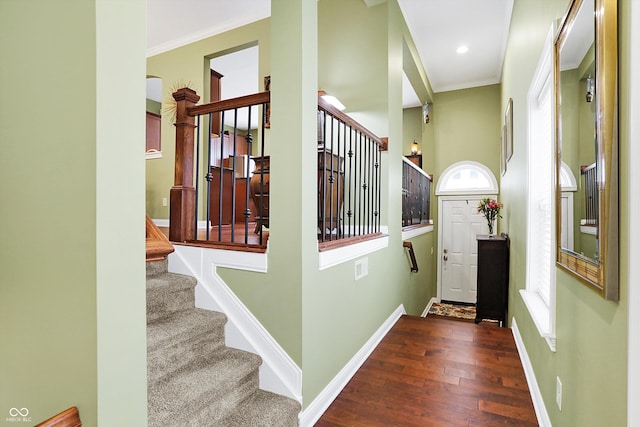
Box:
[477, 197, 503, 237]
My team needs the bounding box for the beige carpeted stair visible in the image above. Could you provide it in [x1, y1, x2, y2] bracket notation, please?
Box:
[146, 260, 300, 426]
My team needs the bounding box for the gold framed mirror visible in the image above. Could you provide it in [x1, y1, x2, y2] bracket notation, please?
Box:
[555, 0, 618, 300]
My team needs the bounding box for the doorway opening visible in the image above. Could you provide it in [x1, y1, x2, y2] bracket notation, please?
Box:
[436, 161, 498, 303]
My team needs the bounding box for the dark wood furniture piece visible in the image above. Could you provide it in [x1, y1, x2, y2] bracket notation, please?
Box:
[317, 148, 344, 238]
[405, 154, 422, 168]
[475, 234, 510, 326]
[209, 166, 255, 226]
[249, 156, 270, 233]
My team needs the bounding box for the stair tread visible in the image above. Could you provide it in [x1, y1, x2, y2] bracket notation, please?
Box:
[149, 348, 262, 421]
[147, 308, 226, 350]
[218, 390, 301, 427]
[147, 266, 296, 427]
[146, 271, 197, 289]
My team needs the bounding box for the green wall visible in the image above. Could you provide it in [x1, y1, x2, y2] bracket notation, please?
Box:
[501, 0, 629, 425]
[433, 84, 502, 181]
[146, 98, 161, 115]
[302, 0, 438, 405]
[0, 1, 147, 426]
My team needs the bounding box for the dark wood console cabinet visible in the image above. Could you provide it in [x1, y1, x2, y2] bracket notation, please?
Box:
[475, 234, 510, 326]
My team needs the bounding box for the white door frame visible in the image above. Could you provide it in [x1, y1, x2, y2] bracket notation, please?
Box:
[437, 193, 497, 302]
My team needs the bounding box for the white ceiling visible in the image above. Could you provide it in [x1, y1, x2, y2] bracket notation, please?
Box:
[147, 0, 514, 107]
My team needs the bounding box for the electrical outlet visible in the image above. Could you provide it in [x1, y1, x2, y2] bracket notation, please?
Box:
[355, 258, 368, 280]
[162, 197, 168, 207]
[556, 376, 562, 411]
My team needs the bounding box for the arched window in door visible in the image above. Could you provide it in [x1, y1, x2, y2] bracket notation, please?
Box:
[435, 161, 499, 196]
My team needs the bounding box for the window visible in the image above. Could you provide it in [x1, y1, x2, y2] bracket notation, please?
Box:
[521, 25, 556, 351]
[435, 161, 498, 196]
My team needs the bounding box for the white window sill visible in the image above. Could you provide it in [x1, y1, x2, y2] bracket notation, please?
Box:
[401, 224, 434, 240]
[520, 289, 556, 352]
[318, 231, 389, 270]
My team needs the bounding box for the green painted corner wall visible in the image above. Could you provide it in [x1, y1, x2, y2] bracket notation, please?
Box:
[0, 2, 98, 424]
[501, 0, 629, 425]
[221, 0, 438, 408]
[0, 1, 147, 426]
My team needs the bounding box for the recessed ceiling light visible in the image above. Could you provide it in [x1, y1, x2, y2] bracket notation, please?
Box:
[456, 45, 469, 54]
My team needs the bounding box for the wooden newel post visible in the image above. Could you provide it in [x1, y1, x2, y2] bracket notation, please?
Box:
[170, 88, 200, 242]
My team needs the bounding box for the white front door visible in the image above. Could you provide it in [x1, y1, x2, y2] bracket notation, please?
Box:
[440, 198, 488, 303]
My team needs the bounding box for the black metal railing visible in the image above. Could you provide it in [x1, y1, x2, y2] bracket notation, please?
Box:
[190, 92, 270, 247]
[317, 97, 384, 243]
[402, 157, 432, 227]
[581, 162, 598, 226]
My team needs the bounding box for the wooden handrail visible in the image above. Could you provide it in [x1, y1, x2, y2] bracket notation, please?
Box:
[188, 91, 270, 116]
[318, 96, 383, 147]
[146, 215, 174, 262]
[35, 406, 81, 427]
[403, 241, 419, 273]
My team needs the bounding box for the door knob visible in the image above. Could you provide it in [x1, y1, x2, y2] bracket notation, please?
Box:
[443, 255, 448, 261]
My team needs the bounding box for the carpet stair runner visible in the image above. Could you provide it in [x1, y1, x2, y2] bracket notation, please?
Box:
[146, 260, 301, 426]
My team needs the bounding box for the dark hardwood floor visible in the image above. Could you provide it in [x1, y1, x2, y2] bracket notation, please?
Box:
[315, 315, 538, 427]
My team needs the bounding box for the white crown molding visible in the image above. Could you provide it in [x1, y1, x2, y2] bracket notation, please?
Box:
[146, 14, 268, 58]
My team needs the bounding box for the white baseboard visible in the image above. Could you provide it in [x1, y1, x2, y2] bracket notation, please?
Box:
[299, 305, 406, 427]
[167, 245, 301, 403]
[511, 317, 551, 427]
[152, 218, 209, 229]
[421, 297, 438, 317]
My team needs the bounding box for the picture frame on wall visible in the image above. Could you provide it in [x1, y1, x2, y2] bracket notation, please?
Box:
[501, 124, 507, 176]
[505, 98, 513, 162]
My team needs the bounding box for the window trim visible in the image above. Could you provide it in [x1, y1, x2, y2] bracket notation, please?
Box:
[522, 23, 557, 352]
[435, 161, 499, 196]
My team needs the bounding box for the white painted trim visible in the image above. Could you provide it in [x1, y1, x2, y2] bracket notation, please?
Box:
[401, 223, 433, 240]
[153, 218, 169, 227]
[145, 151, 163, 160]
[402, 156, 431, 179]
[152, 218, 210, 230]
[519, 290, 556, 352]
[146, 12, 270, 58]
[524, 23, 557, 352]
[318, 233, 389, 270]
[579, 225, 597, 235]
[299, 305, 406, 427]
[167, 245, 301, 403]
[421, 297, 438, 317]
[435, 160, 499, 196]
[511, 318, 552, 427]
[560, 161, 577, 191]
